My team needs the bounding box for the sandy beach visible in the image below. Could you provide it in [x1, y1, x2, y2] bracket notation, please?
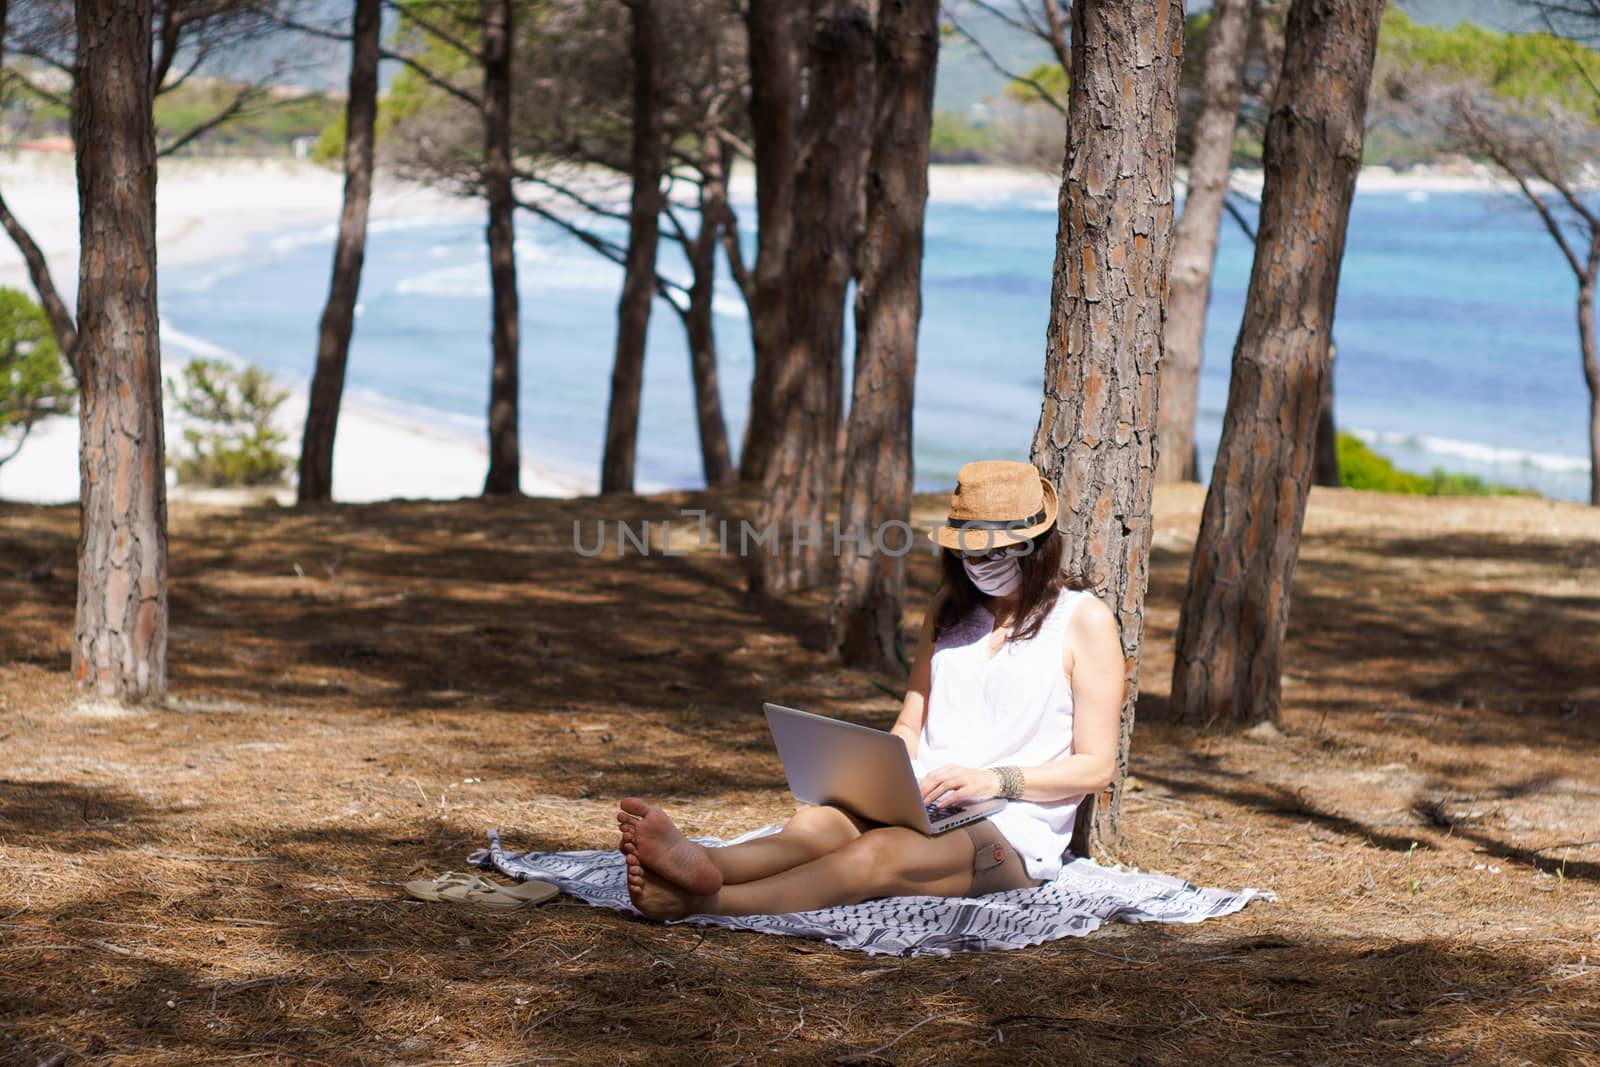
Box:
[0, 154, 592, 504]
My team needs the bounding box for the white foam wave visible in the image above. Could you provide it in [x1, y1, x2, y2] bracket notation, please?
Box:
[394, 263, 489, 297]
[268, 222, 339, 254]
[1356, 428, 1590, 474]
[367, 215, 473, 236]
[712, 293, 748, 320]
[170, 262, 248, 292]
[159, 320, 252, 367]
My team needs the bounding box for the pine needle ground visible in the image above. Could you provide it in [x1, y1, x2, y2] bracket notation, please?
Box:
[2, 484, 1597, 1065]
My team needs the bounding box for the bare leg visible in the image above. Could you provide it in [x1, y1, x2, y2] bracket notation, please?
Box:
[625, 825, 977, 920]
[615, 797, 723, 895]
[618, 801, 864, 888]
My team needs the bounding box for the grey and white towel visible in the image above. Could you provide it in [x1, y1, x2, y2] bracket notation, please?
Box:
[468, 826, 1274, 957]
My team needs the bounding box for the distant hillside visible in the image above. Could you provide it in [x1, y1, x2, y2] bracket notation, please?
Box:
[232, 0, 1539, 107]
[934, 0, 1536, 116]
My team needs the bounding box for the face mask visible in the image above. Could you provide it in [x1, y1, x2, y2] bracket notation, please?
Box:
[963, 554, 1021, 597]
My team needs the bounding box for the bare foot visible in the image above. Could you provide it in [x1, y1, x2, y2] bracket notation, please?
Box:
[615, 797, 723, 896]
[624, 852, 712, 920]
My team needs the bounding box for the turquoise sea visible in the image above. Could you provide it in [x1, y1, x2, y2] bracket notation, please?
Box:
[160, 181, 1593, 501]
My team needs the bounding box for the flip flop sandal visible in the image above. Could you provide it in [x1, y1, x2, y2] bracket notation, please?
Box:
[403, 871, 559, 909]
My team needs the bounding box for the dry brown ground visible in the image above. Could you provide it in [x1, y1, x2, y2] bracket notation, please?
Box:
[1, 483, 1598, 1066]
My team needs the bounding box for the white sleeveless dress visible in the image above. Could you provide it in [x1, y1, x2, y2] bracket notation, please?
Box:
[911, 589, 1094, 881]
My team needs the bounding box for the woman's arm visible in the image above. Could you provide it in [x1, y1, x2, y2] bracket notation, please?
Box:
[888, 593, 942, 758]
[918, 594, 1124, 805]
[1002, 595, 1123, 800]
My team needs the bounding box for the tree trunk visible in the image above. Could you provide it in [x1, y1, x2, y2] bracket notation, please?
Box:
[831, 0, 939, 669]
[684, 134, 735, 488]
[600, 0, 664, 495]
[1581, 262, 1600, 506]
[71, 0, 167, 703]
[750, 1, 876, 596]
[481, 0, 521, 496]
[1032, 0, 1186, 857]
[1030, 0, 1184, 857]
[1171, 0, 1384, 730]
[297, 0, 381, 505]
[1313, 340, 1340, 487]
[737, 0, 801, 483]
[1157, 0, 1253, 485]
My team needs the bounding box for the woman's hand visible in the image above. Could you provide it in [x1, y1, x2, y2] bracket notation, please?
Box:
[919, 764, 998, 807]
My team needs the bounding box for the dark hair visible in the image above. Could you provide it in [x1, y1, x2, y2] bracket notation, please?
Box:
[935, 526, 1091, 643]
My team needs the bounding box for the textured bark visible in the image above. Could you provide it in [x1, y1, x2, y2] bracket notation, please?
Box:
[1172, 0, 1384, 729]
[1313, 342, 1340, 487]
[831, 0, 939, 669]
[481, 0, 521, 496]
[750, 1, 876, 595]
[683, 134, 735, 488]
[736, 0, 801, 483]
[1157, 0, 1253, 484]
[1032, 0, 1185, 855]
[600, 0, 664, 495]
[297, 0, 380, 505]
[1582, 272, 1600, 505]
[72, 0, 167, 703]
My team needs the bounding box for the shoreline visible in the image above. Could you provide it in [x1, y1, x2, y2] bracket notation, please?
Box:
[0, 154, 1588, 505]
[0, 154, 596, 504]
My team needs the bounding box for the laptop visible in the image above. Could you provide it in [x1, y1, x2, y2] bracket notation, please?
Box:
[763, 703, 1005, 834]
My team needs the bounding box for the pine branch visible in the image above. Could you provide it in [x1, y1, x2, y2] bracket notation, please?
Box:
[943, 8, 1065, 115]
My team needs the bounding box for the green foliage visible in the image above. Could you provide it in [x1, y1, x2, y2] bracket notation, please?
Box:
[1379, 9, 1600, 122]
[1335, 433, 1533, 497]
[312, 113, 347, 165]
[987, 8, 1600, 167]
[929, 112, 995, 162]
[1004, 62, 1068, 110]
[381, 3, 483, 131]
[167, 359, 290, 488]
[0, 288, 74, 467]
[153, 83, 342, 154]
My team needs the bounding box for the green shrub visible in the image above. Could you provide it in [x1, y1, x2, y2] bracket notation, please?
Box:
[311, 113, 346, 165]
[929, 112, 994, 163]
[167, 359, 291, 488]
[1336, 433, 1532, 497]
[0, 287, 74, 468]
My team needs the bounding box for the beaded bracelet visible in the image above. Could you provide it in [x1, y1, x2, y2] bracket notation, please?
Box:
[992, 764, 1025, 800]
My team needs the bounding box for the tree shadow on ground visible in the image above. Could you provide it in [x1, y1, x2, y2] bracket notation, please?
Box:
[0, 779, 173, 854]
[6, 857, 1593, 1067]
[1139, 529, 1600, 753]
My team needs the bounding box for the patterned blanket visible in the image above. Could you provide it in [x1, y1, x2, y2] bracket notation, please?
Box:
[469, 826, 1274, 957]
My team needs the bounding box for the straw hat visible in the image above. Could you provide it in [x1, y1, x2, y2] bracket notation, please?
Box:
[931, 460, 1059, 551]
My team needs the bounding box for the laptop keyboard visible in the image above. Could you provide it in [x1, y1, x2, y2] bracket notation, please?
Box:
[925, 802, 963, 823]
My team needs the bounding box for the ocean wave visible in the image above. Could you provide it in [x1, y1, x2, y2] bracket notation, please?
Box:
[263, 215, 474, 258]
[268, 222, 339, 254]
[394, 263, 489, 297]
[160, 320, 256, 368]
[1356, 428, 1590, 474]
[367, 215, 468, 236]
[169, 261, 249, 292]
[934, 193, 1057, 214]
[712, 293, 748, 320]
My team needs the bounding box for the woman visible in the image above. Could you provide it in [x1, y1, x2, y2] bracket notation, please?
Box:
[619, 460, 1125, 919]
